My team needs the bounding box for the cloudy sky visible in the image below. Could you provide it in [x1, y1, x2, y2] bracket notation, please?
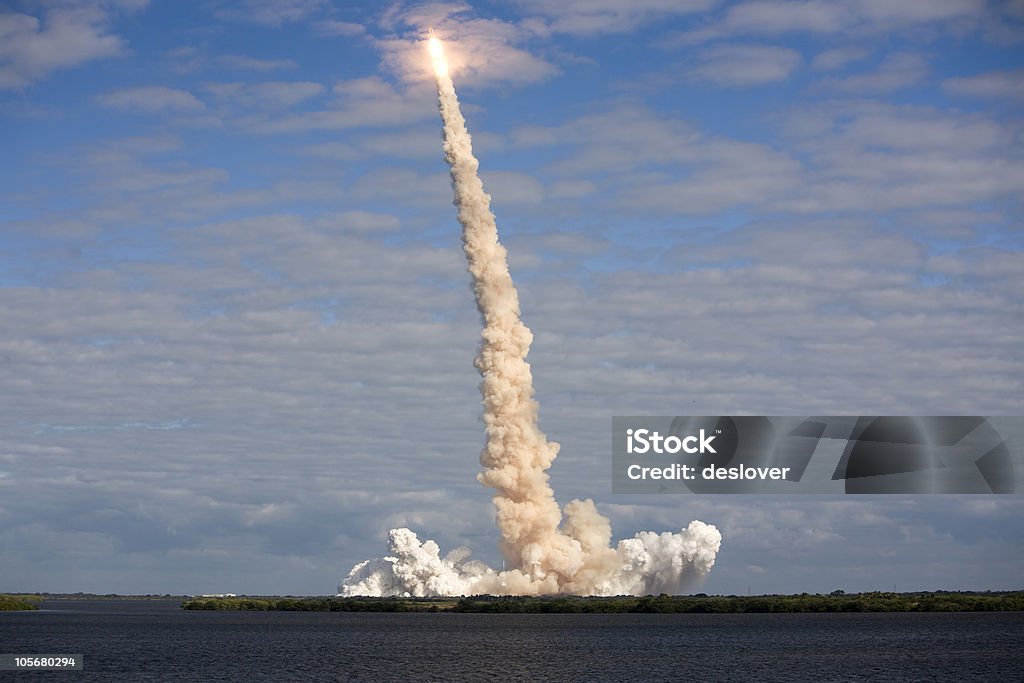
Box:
[2, 0, 1022, 596]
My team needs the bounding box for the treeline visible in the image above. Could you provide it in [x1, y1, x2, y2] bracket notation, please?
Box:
[33, 593, 186, 601]
[450, 591, 1024, 613]
[182, 597, 456, 612]
[181, 591, 1024, 614]
[0, 594, 42, 611]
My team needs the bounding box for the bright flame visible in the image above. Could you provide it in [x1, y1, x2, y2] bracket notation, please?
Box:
[427, 36, 448, 78]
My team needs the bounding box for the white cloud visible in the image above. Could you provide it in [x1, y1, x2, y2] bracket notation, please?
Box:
[498, 99, 1023, 218]
[688, 44, 802, 85]
[717, 0, 852, 34]
[814, 52, 928, 93]
[217, 54, 299, 71]
[831, 108, 1004, 151]
[619, 138, 803, 211]
[675, 0, 987, 43]
[549, 179, 597, 199]
[314, 210, 401, 233]
[509, 106, 807, 212]
[351, 168, 452, 208]
[214, 0, 329, 26]
[299, 141, 361, 160]
[162, 45, 205, 75]
[981, 0, 1024, 44]
[203, 81, 325, 110]
[810, 45, 870, 71]
[315, 20, 367, 36]
[772, 101, 1024, 213]
[97, 86, 206, 112]
[0, 5, 130, 89]
[299, 128, 446, 161]
[852, 0, 984, 25]
[480, 170, 546, 205]
[360, 129, 444, 159]
[942, 68, 1024, 99]
[240, 77, 434, 133]
[517, 0, 718, 35]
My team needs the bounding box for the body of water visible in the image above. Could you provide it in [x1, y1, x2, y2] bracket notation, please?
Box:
[2, 600, 1022, 681]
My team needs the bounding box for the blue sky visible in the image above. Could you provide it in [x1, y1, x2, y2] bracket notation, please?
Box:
[2, 0, 1022, 595]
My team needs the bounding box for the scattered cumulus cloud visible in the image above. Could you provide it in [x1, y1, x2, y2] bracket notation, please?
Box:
[674, 0, 988, 43]
[852, 0, 984, 25]
[214, 0, 330, 26]
[314, 210, 402, 233]
[516, 0, 718, 35]
[724, 0, 852, 33]
[810, 45, 871, 71]
[203, 81, 326, 110]
[237, 76, 434, 134]
[813, 52, 928, 93]
[97, 86, 206, 112]
[217, 54, 300, 71]
[942, 68, 1024, 99]
[0, 2, 138, 89]
[315, 20, 367, 36]
[687, 44, 802, 86]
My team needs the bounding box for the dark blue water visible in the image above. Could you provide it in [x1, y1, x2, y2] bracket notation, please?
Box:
[2, 600, 1022, 681]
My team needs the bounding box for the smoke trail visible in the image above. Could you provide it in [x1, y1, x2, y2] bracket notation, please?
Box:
[339, 35, 720, 597]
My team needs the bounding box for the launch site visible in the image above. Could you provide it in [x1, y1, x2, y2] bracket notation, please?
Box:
[2, 0, 1021, 679]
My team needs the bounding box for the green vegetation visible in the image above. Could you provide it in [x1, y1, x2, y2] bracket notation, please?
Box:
[181, 591, 1024, 613]
[33, 593, 187, 600]
[182, 596, 458, 612]
[450, 591, 1024, 613]
[0, 594, 42, 611]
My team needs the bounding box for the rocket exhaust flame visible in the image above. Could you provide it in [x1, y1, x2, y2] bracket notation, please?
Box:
[427, 32, 447, 78]
[339, 34, 721, 597]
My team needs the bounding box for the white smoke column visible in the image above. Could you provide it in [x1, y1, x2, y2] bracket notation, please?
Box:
[339, 34, 721, 597]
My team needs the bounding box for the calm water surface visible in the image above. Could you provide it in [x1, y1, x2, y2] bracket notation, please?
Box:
[2, 600, 1022, 681]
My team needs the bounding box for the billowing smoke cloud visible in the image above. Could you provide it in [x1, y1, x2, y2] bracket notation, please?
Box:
[339, 36, 721, 597]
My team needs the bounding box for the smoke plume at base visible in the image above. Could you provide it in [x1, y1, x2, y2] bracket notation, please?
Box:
[339, 521, 721, 597]
[338, 34, 722, 597]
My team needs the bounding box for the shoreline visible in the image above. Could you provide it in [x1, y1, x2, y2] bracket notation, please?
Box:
[180, 590, 1024, 614]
